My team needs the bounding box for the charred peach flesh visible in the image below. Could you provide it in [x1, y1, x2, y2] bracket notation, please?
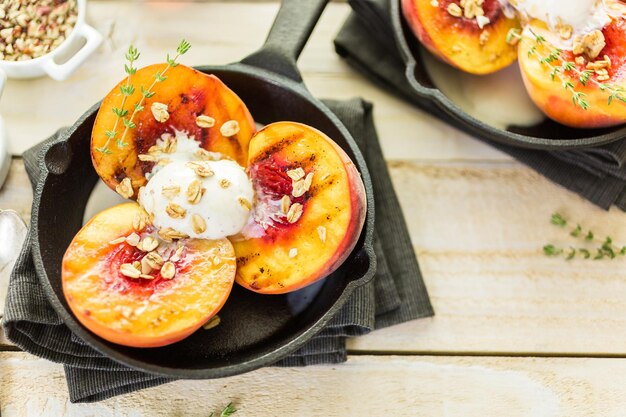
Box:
[519, 19, 626, 128]
[91, 64, 256, 196]
[62, 203, 236, 348]
[232, 122, 367, 294]
[402, 0, 520, 74]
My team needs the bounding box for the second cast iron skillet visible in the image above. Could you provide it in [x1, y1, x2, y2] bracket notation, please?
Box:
[30, 0, 375, 378]
[390, 0, 626, 150]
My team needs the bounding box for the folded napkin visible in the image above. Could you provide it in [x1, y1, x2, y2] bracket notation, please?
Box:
[2, 98, 433, 403]
[335, 0, 626, 210]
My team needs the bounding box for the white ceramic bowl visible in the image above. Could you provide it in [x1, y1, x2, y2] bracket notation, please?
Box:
[0, 0, 102, 81]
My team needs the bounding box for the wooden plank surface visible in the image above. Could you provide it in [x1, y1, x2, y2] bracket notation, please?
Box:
[3, 352, 626, 416]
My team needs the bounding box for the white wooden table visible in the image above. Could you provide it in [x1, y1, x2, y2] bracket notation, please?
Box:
[2, 1, 626, 415]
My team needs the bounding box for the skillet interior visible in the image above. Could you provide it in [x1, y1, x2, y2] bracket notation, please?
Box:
[32, 64, 375, 378]
[391, 0, 626, 149]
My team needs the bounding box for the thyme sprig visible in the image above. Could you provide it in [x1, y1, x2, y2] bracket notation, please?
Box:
[209, 402, 236, 417]
[508, 28, 626, 110]
[96, 40, 192, 155]
[95, 45, 140, 155]
[543, 212, 626, 260]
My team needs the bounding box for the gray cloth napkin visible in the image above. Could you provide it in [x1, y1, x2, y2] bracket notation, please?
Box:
[336, 0, 626, 210]
[2, 98, 433, 403]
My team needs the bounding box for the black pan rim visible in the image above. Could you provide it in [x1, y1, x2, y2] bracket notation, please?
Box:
[30, 62, 377, 379]
[389, 0, 626, 150]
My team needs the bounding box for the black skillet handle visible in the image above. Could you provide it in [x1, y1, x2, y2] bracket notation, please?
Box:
[241, 0, 329, 83]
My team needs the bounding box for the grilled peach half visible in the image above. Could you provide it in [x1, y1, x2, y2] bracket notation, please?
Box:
[519, 19, 626, 128]
[91, 64, 255, 197]
[62, 203, 236, 348]
[402, 0, 520, 74]
[232, 122, 366, 294]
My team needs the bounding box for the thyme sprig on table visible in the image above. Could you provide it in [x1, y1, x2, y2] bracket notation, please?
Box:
[543, 212, 626, 260]
[95, 40, 192, 155]
[507, 28, 626, 111]
[209, 402, 236, 417]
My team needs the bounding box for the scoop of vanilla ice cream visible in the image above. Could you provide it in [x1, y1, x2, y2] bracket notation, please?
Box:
[502, 0, 615, 48]
[139, 159, 254, 240]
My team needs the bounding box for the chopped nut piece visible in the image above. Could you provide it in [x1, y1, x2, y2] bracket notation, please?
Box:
[289, 248, 298, 258]
[140, 257, 153, 274]
[238, 197, 252, 211]
[575, 56, 586, 66]
[447, 3, 462, 17]
[479, 30, 490, 46]
[125, 232, 140, 247]
[138, 154, 157, 162]
[132, 210, 150, 231]
[573, 30, 606, 60]
[280, 195, 291, 214]
[286, 168, 305, 181]
[137, 236, 159, 252]
[476, 15, 489, 29]
[194, 149, 213, 161]
[139, 274, 155, 280]
[161, 261, 176, 279]
[202, 315, 221, 330]
[161, 185, 181, 199]
[191, 214, 207, 234]
[303, 172, 314, 190]
[166, 203, 186, 219]
[115, 177, 134, 199]
[120, 263, 141, 279]
[170, 245, 185, 262]
[317, 226, 327, 243]
[187, 180, 205, 204]
[559, 24, 573, 40]
[286, 203, 303, 223]
[186, 161, 214, 177]
[219, 179, 231, 189]
[292, 179, 307, 198]
[292, 172, 313, 197]
[158, 227, 189, 242]
[148, 145, 163, 155]
[430, 0, 438, 6]
[220, 120, 240, 137]
[109, 237, 126, 245]
[161, 136, 177, 154]
[195, 115, 216, 128]
[144, 251, 164, 270]
[151, 102, 170, 123]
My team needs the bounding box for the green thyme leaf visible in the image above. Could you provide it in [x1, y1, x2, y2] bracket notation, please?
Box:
[123, 118, 136, 129]
[551, 213, 567, 227]
[543, 244, 562, 256]
[177, 39, 191, 55]
[95, 146, 112, 155]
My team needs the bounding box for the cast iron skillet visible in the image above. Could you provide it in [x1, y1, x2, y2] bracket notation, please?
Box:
[30, 0, 375, 379]
[390, 0, 626, 150]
